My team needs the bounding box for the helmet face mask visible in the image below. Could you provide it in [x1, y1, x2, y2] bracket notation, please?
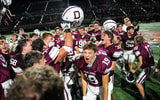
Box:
[62, 6, 84, 27]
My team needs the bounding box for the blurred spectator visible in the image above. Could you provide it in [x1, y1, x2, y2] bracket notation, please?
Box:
[29, 33, 38, 41]
[122, 17, 132, 32]
[8, 32, 18, 53]
[18, 28, 25, 40]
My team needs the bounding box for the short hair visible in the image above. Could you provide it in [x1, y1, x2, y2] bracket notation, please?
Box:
[24, 50, 43, 68]
[0, 35, 6, 40]
[29, 33, 38, 38]
[126, 26, 134, 31]
[135, 35, 144, 45]
[78, 26, 85, 30]
[103, 30, 114, 42]
[15, 39, 31, 53]
[124, 17, 130, 24]
[116, 23, 122, 27]
[92, 20, 100, 25]
[89, 24, 94, 27]
[22, 33, 29, 39]
[12, 33, 18, 38]
[32, 38, 45, 52]
[54, 27, 61, 31]
[42, 32, 53, 40]
[83, 42, 97, 53]
[6, 65, 64, 100]
[19, 28, 24, 31]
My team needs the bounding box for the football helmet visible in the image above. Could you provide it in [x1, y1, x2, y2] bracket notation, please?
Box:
[62, 6, 84, 27]
[103, 19, 117, 31]
[34, 29, 41, 36]
[125, 72, 135, 83]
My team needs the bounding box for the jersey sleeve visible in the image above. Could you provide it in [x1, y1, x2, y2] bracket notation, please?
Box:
[100, 56, 112, 75]
[44, 46, 59, 64]
[10, 57, 23, 74]
[74, 56, 84, 70]
[112, 45, 123, 61]
[133, 46, 141, 57]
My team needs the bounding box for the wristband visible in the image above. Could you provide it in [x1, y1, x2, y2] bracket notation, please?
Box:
[64, 29, 71, 33]
[155, 68, 159, 72]
[83, 96, 87, 100]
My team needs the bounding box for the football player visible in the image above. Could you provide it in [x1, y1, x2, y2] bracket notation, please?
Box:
[10, 39, 32, 75]
[24, 50, 46, 68]
[74, 26, 91, 54]
[32, 5, 84, 100]
[118, 26, 139, 72]
[131, 35, 154, 100]
[74, 42, 112, 100]
[113, 23, 125, 44]
[0, 40, 14, 100]
[98, 30, 123, 100]
[88, 21, 101, 42]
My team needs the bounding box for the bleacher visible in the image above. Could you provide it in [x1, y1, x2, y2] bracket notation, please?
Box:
[0, 0, 160, 34]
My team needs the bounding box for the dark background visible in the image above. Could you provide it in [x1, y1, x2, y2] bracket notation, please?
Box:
[1, 0, 160, 34]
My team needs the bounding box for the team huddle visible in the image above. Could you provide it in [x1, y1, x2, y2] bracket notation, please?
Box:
[0, 6, 157, 100]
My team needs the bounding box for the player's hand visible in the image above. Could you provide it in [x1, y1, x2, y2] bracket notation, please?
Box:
[61, 21, 71, 30]
[130, 69, 136, 74]
[83, 96, 87, 100]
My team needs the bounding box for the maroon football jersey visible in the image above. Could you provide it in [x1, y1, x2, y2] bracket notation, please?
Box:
[56, 39, 76, 57]
[133, 42, 155, 68]
[0, 53, 11, 100]
[88, 29, 101, 41]
[120, 32, 138, 50]
[113, 30, 125, 40]
[74, 54, 112, 86]
[98, 44, 123, 61]
[42, 46, 61, 73]
[53, 35, 60, 46]
[10, 53, 24, 73]
[75, 34, 91, 49]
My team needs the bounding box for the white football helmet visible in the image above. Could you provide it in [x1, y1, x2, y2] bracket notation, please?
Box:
[103, 19, 117, 31]
[62, 6, 84, 27]
[34, 29, 41, 37]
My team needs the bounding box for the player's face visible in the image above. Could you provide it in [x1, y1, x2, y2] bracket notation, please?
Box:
[31, 35, 38, 41]
[24, 41, 32, 53]
[55, 29, 61, 35]
[79, 28, 85, 36]
[101, 33, 111, 45]
[45, 36, 53, 47]
[117, 25, 122, 32]
[94, 24, 99, 30]
[128, 28, 134, 35]
[0, 41, 8, 54]
[83, 49, 96, 64]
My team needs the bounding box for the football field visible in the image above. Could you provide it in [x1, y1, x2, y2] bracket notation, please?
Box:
[3, 22, 160, 100]
[113, 22, 160, 100]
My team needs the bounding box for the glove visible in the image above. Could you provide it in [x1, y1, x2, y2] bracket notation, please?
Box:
[61, 21, 71, 32]
[83, 96, 87, 100]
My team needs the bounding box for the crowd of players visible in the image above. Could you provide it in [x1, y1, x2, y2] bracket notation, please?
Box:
[0, 6, 160, 100]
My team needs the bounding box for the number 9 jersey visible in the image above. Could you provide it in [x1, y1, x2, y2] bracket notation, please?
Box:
[74, 54, 112, 86]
